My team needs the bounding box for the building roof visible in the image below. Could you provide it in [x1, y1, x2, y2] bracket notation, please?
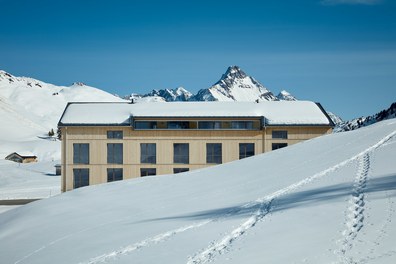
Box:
[5, 152, 37, 159]
[58, 101, 334, 127]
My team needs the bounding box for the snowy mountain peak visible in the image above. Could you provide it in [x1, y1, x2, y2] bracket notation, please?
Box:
[0, 70, 46, 88]
[192, 65, 276, 102]
[221, 65, 248, 80]
[143, 86, 192, 102]
[277, 90, 297, 101]
[71, 82, 86, 87]
[0, 70, 16, 82]
[174, 86, 192, 97]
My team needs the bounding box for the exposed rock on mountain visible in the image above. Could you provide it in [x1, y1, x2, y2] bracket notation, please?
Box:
[334, 102, 396, 132]
[145, 87, 192, 102]
[191, 66, 276, 102]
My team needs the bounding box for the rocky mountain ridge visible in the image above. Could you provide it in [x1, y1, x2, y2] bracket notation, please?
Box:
[128, 66, 294, 103]
[334, 102, 396, 132]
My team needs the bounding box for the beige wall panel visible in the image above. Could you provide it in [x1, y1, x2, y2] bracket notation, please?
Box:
[61, 124, 332, 191]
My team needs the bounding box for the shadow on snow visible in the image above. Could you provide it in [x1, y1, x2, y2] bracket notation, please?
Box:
[147, 173, 396, 222]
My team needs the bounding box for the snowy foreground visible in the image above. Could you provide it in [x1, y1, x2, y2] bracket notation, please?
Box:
[1, 120, 396, 264]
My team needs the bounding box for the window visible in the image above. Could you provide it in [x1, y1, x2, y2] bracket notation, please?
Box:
[107, 168, 123, 182]
[167, 121, 190, 129]
[134, 120, 259, 130]
[206, 143, 222, 164]
[73, 169, 89, 189]
[174, 143, 189, 164]
[272, 130, 288, 139]
[198, 121, 222, 129]
[239, 143, 255, 159]
[135, 121, 157, 129]
[107, 131, 123, 139]
[174, 168, 189, 174]
[231, 121, 254, 129]
[141, 143, 156, 164]
[73, 143, 89, 164]
[107, 143, 123, 164]
[141, 168, 156, 177]
[272, 143, 288, 150]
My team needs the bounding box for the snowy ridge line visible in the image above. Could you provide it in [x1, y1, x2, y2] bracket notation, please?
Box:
[187, 130, 396, 264]
[81, 220, 211, 264]
[337, 153, 370, 264]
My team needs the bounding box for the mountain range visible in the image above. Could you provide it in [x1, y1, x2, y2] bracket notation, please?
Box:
[334, 102, 396, 132]
[1, 66, 395, 160]
[128, 66, 296, 103]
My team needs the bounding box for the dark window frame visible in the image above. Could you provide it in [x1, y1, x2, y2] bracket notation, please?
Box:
[140, 143, 156, 164]
[107, 168, 123, 182]
[107, 143, 123, 164]
[272, 143, 288, 150]
[174, 168, 189, 174]
[198, 121, 222, 129]
[206, 143, 222, 164]
[231, 121, 254, 129]
[239, 143, 255, 159]
[73, 143, 89, 164]
[272, 130, 288, 139]
[135, 121, 157, 129]
[167, 121, 190, 129]
[173, 143, 189, 164]
[73, 168, 89, 189]
[141, 168, 156, 177]
[107, 130, 123, 139]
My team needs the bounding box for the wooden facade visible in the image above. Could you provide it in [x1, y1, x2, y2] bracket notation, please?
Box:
[60, 122, 332, 192]
[5, 152, 38, 163]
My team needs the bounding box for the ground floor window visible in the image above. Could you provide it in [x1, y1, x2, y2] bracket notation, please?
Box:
[174, 168, 189, 174]
[73, 168, 89, 189]
[239, 143, 255, 159]
[272, 143, 288, 150]
[141, 168, 156, 177]
[107, 168, 123, 182]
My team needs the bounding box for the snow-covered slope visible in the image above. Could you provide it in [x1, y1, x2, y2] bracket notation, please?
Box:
[1, 119, 395, 264]
[334, 102, 396, 132]
[192, 66, 276, 102]
[0, 70, 125, 159]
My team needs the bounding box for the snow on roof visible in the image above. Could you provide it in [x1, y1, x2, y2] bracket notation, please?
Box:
[6, 151, 37, 158]
[58, 101, 332, 126]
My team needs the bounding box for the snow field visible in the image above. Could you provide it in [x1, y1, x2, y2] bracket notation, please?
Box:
[0, 119, 395, 264]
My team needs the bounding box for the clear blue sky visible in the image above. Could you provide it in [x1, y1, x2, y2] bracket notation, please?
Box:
[1, 0, 395, 120]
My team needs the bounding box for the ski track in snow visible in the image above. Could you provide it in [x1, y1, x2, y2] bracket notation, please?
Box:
[336, 153, 370, 264]
[187, 131, 396, 264]
[81, 220, 212, 264]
